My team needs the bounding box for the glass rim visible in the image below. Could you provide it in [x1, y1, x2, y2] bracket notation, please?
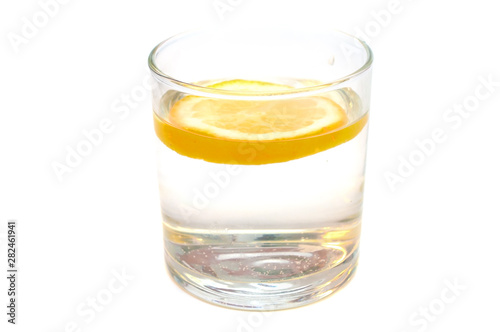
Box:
[148, 28, 373, 99]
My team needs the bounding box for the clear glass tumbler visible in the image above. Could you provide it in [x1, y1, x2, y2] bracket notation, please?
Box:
[148, 28, 372, 310]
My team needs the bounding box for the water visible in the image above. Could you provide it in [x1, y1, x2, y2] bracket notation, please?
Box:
[154, 81, 368, 310]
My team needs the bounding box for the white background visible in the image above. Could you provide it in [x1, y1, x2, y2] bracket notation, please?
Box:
[1, 0, 500, 331]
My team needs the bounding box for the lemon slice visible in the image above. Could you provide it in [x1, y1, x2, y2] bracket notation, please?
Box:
[169, 81, 348, 141]
[154, 80, 368, 165]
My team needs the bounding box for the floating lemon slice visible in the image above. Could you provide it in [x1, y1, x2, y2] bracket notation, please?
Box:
[154, 80, 367, 165]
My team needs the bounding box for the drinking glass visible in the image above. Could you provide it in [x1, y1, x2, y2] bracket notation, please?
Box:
[148, 28, 373, 310]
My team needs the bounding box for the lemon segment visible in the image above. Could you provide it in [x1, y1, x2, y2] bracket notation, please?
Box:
[169, 96, 347, 141]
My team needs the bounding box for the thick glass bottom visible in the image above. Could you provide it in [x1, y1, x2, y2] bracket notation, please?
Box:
[165, 245, 358, 311]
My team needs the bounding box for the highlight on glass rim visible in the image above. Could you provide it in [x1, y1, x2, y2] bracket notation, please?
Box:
[148, 28, 373, 311]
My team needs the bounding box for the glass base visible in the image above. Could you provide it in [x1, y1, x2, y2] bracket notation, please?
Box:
[165, 249, 358, 311]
